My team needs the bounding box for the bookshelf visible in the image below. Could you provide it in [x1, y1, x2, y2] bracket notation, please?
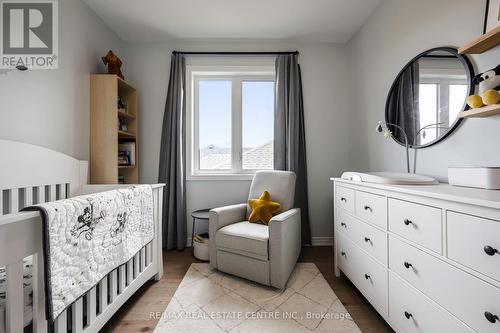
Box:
[90, 74, 139, 184]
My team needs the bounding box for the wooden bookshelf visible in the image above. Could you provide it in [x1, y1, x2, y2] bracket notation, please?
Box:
[459, 25, 500, 54]
[459, 104, 500, 118]
[90, 74, 139, 184]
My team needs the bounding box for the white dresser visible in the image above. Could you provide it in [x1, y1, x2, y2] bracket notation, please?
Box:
[332, 178, 500, 333]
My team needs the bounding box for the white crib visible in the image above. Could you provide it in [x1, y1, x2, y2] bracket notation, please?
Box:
[0, 140, 164, 333]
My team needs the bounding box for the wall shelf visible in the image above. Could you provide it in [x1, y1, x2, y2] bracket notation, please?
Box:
[459, 104, 500, 118]
[459, 25, 500, 54]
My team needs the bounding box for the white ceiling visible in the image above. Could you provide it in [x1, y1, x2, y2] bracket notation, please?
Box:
[82, 0, 382, 43]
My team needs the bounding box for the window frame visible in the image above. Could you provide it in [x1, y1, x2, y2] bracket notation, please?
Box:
[186, 65, 275, 180]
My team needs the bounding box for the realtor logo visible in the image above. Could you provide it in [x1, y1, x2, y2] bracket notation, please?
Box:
[1, 0, 58, 69]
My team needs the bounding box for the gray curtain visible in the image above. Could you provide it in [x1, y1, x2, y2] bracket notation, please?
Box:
[387, 62, 420, 144]
[158, 53, 187, 250]
[274, 54, 311, 245]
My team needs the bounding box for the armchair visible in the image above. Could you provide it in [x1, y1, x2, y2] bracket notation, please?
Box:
[209, 170, 301, 289]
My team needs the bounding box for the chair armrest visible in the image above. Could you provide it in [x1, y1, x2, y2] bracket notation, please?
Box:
[209, 203, 247, 268]
[209, 203, 247, 231]
[269, 208, 301, 289]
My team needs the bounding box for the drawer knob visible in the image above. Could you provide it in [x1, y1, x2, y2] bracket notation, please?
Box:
[404, 219, 413, 226]
[404, 261, 413, 269]
[484, 312, 499, 323]
[364, 274, 371, 280]
[341, 251, 346, 257]
[364, 205, 373, 212]
[364, 237, 371, 243]
[484, 246, 499, 256]
[404, 311, 413, 320]
[341, 197, 347, 202]
[340, 222, 347, 228]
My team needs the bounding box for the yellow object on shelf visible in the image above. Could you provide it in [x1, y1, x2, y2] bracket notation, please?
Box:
[467, 95, 484, 109]
[482, 89, 500, 105]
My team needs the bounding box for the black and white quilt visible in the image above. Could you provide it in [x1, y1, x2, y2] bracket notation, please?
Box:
[24, 185, 154, 322]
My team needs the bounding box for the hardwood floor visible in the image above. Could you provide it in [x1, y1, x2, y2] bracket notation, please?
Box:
[101, 247, 394, 333]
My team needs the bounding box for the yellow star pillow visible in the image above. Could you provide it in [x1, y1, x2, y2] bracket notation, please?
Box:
[248, 191, 281, 224]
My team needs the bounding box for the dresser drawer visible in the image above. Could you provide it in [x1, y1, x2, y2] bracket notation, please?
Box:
[355, 190, 387, 229]
[389, 272, 474, 333]
[337, 210, 387, 265]
[389, 236, 500, 333]
[388, 199, 442, 253]
[335, 186, 355, 213]
[337, 234, 387, 314]
[447, 211, 500, 282]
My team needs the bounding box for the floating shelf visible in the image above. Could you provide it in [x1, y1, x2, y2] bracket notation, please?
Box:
[117, 110, 136, 120]
[118, 130, 136, 139]
[459, 25, 500, 54]
[459, 104, 500, 118]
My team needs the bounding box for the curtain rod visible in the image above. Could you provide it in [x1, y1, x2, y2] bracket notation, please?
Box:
[172, 51, 299, 55]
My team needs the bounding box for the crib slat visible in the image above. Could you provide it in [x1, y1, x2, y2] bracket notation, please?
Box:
[118, 265, 126, 293]
[60, 184, 67, 200]
[49, 185, 57, 202]
[145, 243, 151, 266]
[25, 187, 33, 207]
[37, 186, 46, 203]
[133, 253, 140, 278]
[109, 270, 118, 303]
[99, 276, 108, 312]
[140, 247, 146, 272]
[0, 190, 3, 215]
[72, 298, 83, 333]
[9, 188, 19, 213]
[87, 287, 97, 326]
[126, 258, 133, 285]
[54, 311, 67, 333]
[32, 253, 47, 333]
[6, 261, 24, 333]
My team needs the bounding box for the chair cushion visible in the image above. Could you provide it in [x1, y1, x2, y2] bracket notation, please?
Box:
[216, 221, 269, 260]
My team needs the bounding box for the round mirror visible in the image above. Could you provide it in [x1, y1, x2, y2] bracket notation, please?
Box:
[385, 47, 474, 148]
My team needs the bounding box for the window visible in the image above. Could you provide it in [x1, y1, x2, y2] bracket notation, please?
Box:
[187, 66, 275, 178]
[418, 82, 467, 145]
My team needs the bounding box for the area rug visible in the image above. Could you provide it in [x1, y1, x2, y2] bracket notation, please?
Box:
[154, 263, 361, 332]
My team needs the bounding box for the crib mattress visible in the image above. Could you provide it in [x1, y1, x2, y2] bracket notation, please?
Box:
[0, 257, 33, 332]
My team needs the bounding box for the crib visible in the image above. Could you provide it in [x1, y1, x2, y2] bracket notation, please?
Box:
[0, 140, 164, 333]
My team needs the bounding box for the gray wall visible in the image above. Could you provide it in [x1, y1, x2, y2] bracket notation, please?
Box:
[0, 0, 123, 160]
[347, 0, 500, 181]
[123, 41, 349, 243]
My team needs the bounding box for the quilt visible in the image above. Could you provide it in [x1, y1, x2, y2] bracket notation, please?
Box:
[24, 185, 154, 322]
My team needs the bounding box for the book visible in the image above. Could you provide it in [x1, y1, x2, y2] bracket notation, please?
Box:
[118, 142, 136, 165]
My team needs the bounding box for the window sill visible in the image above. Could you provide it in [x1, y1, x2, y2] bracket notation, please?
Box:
[187, 173, 254, 181]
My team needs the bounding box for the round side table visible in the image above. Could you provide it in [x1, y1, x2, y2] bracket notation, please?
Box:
[191, 208, 211, 247]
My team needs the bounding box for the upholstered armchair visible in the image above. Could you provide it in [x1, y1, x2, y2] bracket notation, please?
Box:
[209, 170, 301, 289]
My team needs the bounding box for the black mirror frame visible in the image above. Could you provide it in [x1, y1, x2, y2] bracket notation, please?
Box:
[384, 47, 475, 149]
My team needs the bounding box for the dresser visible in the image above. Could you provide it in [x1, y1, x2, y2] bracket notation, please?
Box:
[332, 178, 500, 333]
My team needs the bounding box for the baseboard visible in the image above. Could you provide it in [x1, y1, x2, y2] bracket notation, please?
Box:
[187, 236, 333, 247]
[311, 237, 334, 246]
